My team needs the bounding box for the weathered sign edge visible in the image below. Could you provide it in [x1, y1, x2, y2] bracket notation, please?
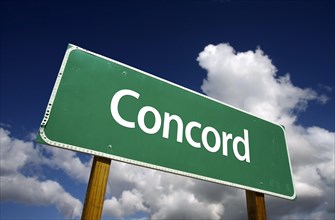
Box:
[38, 44, 296, 200]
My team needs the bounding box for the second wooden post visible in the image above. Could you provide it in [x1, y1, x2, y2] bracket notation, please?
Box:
[246, 190, 267, 220]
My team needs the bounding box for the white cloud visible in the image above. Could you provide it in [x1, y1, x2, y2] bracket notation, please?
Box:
[103, 189, 149, 218]
[151, 190, 223, 220]
[43, 147, 92, 183]
[103, 161, 228, 219]
[0, 128, 41, 175]
[197, 43, 324, 124]
[0, 174, 82, 219]
[0, 128, 86, 219]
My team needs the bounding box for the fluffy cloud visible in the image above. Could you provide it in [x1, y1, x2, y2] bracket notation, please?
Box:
[43, 147, 92, 183]
[103, 189, 149, 217]
[198, 43, 325, 124]
[0, 128, 42, 176]
[0, 128, 86, 219]
[103, 161, 228, 219]
[1, 174, 82, 218]
[151, 190, 223, 219]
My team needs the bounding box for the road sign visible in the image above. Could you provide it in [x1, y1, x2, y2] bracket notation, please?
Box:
[37, 44, 296, 200]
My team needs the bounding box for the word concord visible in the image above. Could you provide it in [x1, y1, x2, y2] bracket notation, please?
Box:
[110, 89, 251, 163]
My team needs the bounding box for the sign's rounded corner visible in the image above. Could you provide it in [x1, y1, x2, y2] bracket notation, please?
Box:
[277, 123, 286, 134]
[38, 127, 51, 145]
[288, 190, 297, 201]
[67, 43, 77, 49]
[66, 45, 81, 55]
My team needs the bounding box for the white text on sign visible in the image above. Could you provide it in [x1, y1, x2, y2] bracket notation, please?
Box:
[110, 89, 250, 163]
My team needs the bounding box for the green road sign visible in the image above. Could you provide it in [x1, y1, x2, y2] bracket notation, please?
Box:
[37, 44, 296, 200]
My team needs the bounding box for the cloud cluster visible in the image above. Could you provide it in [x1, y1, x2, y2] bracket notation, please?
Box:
[43, 146, 91, 183]
[104, 189, 148, 217]
[103, 162, 228, 219]
[0, 128, 88, 219]
[198, 43, 327, 124]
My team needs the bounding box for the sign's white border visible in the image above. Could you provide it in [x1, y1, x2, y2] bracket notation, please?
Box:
[39, 44, 296, 200]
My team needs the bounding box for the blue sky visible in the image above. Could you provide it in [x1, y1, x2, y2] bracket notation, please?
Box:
[1, 0, 334, 219]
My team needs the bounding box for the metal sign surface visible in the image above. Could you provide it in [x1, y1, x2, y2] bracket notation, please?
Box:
[37, 44, 296, 199]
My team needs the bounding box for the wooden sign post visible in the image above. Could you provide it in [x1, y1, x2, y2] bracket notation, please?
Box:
[81, 156, 111, 220]
[246, 190, 267, 220]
